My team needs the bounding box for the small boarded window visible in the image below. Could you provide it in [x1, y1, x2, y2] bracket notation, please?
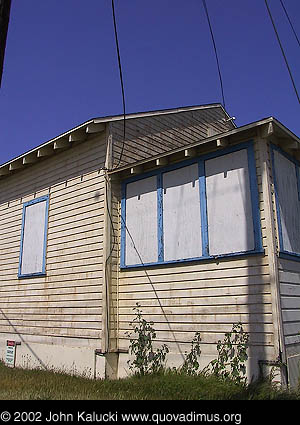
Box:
[272, 148, 300, 255]
[19, 196, 49, 278]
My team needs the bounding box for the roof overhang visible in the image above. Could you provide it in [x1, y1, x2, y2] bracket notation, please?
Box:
[0, 119, 106, 178]
[0, 103, 231, 179]
[93, 103, 234, 125]
[108, 117, 300, 177]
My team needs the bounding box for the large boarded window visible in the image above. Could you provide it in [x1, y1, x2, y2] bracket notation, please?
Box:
[19, 196, 49, 278]
[121, 141, 262, 268]
[163, 164, 202, 261]
[272, 148, 300, 255]
[205, 149, 255, 255]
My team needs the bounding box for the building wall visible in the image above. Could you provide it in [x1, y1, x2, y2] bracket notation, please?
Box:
[278, 258, 300, 357]
[111, 106, 234, 168]
[0, 134, 107, 377]
[116, 138, 278, 380]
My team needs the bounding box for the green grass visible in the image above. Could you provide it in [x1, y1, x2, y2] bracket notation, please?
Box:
[0, 362, 299, 400]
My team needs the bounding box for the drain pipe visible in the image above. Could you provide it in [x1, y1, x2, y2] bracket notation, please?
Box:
[94, 128, 114, 379]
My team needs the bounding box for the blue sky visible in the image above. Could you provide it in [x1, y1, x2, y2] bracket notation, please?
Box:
[1, 0, 300, 164]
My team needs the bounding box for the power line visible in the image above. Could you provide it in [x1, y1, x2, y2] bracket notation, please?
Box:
[279, 0, 300, 48]
[201, 0, 226, 109]
[264, 0, 300, 105]
[111, 0, 126, 168]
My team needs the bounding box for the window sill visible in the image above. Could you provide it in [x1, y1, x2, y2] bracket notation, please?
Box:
[18, 272, 46, 279]
[278, 251, 300, 262]
[120, 249, 265, 270]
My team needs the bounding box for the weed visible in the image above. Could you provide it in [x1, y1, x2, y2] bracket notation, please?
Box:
[126, 303, 169, 375]
[203, 322, 249, 384]
[181, 331, 202, 375]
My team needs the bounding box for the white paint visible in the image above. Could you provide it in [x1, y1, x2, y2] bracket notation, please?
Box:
[163, 164, 202, 261]
[273, 150, 300, 254]
[125, 176, 157, 265]
[20, 200, 47, 275]
[205, 149, 254, 255]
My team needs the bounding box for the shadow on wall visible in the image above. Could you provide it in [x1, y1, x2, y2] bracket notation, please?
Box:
[0, 307, 48, 370]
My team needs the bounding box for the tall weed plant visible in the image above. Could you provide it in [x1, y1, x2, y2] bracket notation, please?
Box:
[125, 304, 169, 375]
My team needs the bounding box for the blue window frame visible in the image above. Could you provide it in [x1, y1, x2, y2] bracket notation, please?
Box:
[271, 144, 300, 261]
[18, 195, 49, 278]
[121, 141, 263, 269]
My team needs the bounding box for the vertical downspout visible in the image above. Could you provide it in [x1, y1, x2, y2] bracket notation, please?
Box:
[257, 132, 287, 385]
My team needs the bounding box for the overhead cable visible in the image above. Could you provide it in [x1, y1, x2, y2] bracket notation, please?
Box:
[279, 0, 300, 48]
[202, 0, 226, 109]
[264, 0, 300, 104]
[111, 0, 126, 168]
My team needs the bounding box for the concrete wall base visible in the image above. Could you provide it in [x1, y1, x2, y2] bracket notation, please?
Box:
[0, 338, 105, 379]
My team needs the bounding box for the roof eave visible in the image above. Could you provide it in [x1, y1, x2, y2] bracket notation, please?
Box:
[108, 117, 300, 175]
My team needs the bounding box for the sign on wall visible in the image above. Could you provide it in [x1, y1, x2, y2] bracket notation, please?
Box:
[5, 340, 16, 367]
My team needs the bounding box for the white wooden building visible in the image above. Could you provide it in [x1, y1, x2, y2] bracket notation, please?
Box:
[0, 104, 300, 387]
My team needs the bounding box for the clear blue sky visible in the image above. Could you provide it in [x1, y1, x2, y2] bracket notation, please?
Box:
[1, 0, 300, 164]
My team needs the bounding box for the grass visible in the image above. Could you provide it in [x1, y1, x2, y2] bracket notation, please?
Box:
[0, 362, 299, 400]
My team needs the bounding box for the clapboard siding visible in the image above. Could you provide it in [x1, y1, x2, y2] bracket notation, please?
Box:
[278, 258, 300, 355]
[0, 135, 107, 342]
[117, 139, 275, 360]
[111, 107, 234, 168]
[0, 134, 105, 204]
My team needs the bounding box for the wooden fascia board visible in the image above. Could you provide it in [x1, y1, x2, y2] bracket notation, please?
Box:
[93, 104, 224, 125]
[0, 166, 9, 176]
[86, 123, 105, 134]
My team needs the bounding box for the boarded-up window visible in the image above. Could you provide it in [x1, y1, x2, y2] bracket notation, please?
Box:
[121, 142, 261, 268]
[205, 149, 255, 255]
[273, 149, 300, 254]
[163, 164, 202, 261]
[19, 196, 49, 277]
[125, 176, 158, 266]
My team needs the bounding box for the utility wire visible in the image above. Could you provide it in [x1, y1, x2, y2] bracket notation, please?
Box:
[202, 0, 226, 109]
[111, 0, 126, 168]
[279, 0, 300, 48]
[264, 0, 300, 104]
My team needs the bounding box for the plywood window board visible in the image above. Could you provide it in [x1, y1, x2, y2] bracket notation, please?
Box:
[18, 196, 49, 278]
